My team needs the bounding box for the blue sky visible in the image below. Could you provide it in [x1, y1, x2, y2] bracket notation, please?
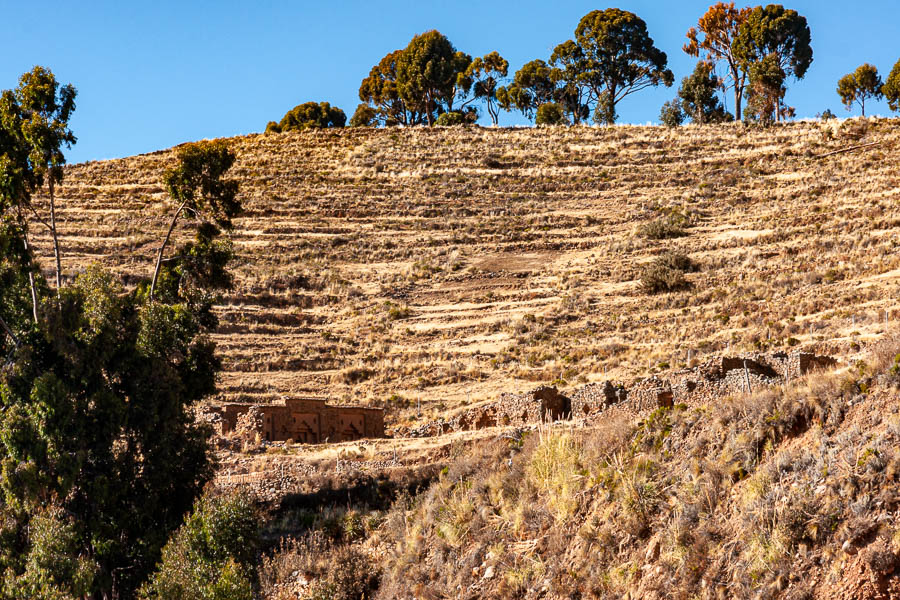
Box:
[2, 1, 898, 163]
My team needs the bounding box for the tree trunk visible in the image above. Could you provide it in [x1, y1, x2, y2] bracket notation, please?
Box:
[49, 178, 62, 295]
[16, 205, 39, 322]
[150, 200, 187, 301]
[0, 314, 19, 347]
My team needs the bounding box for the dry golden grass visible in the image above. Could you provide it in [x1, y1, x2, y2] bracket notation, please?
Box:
[30, 118, 900, 429]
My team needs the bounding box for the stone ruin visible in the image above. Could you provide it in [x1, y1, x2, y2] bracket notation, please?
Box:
[408, 351, 837, 437]
[205, 397, 384, 444]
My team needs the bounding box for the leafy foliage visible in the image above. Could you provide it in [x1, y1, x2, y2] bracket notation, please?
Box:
[572, 8, 674, 124]
[684, 2, 751, 118]
[139, 491, 260, 600]
[659, 100, 685, 128]
[535, 103, 567, 126]
[837, 64, 883, 116]
[349, 103, 377, 127]
[0, 70, 240, 596]
[734, 4, 812, 121]
[744, 53, 787, 125]
[464, 52, 509, 126]
[884, 58, 900, 112]
[678, 62, 730, 124]
[266, 101, 346, 133]
[497, 60, 556, 119]
[395, 30, 471, 126]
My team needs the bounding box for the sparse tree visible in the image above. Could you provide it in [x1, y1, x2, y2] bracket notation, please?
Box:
[837, 64, 883, 117]
[684, 2, 752, 118]
[734, 4, 812, 121]
[571, 8, 674, 124]
[881, 58, 900, 112]
[13, 67, 76, 296]
[678, 62, 730, 123]
[266, 101, 345, 133]
[150, 141, 241, 301]
[465, 52, 509, 126]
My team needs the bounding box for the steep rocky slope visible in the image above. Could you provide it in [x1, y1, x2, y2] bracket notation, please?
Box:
[32, 119, 900, 430]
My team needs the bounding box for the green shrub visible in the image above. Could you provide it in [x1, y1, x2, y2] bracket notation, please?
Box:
[267, 101, 346, 133]
[640, 252, 696, 294]
[349, 103, 377, 127]
[435, 111, 469, 126]
[139, 491, 260, 600]
[659, 100, 684, 127]
[535, 102, 567, 126]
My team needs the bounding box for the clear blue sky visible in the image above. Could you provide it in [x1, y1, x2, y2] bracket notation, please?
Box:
[2, 1, 898, 163]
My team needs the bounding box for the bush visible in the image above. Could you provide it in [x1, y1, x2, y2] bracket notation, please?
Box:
[349, 104, 377, 127]
[435, 111, 469, 126]
[638, 215, 688, 239]
[139, 491, 260, 600]
[659, 100, 685, 127]
[535, 102, 567, 125]
[817, 108, 836, 120]
[640, 252, 696, 294]
[267, 101, 346, 133]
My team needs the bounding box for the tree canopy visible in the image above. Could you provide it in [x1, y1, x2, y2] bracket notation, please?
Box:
[881, 58, 900, 113]
[571, 8, 674, 124]
[684, 2, 751, 118]
[678, 62, 730, 124]
[0, 70, 241, 596]
[497, 60, 557, 119]
[837, 64, 883, 117]
[465, 52, 509, 126]
[395, 30, 471, 126]
[733, 4, 812, 121]
[266, 101, 346, 133]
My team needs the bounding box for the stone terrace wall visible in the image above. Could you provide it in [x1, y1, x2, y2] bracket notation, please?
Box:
[408, 351, 837, 437]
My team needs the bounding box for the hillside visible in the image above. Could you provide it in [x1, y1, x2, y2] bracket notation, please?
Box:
[34, 119, 900, 430]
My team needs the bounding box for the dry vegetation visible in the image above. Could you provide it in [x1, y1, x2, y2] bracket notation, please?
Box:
[32, 118, 900, 433]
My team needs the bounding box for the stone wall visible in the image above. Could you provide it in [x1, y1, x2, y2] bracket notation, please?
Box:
[209, 397, 384, 443]
[408, 350, 838, 437]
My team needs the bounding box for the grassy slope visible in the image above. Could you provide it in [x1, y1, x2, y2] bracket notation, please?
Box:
[36, 119, 900, 434]
[373, 341, 900, 600]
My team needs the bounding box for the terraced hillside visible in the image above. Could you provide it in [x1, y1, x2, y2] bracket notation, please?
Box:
[31, 119, 900, 429]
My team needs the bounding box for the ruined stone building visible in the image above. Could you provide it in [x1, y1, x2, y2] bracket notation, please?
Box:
[212, 397, 384, 443]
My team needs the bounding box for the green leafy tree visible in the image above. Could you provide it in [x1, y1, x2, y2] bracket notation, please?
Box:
[0, 110, 240, 598]
[13, 67, 76, 296]
[684, 2, 752, 119]
[836, 64, 883, 117]
[549, 40, 591, 124]
[139, 491, 259, 600]
[497, 60, 557, 119]
[734, 4, 812, 121]
[571, 8, 674, 124]
[743, 53, 786, 125]
[349, 103, 377, 127]
[659, 100, 685, 127]
[884, 58, 900, 112]
[395, 30, 471, 125]
[535, 102, 567, 125]
[150, 141, 241, 301]
[678, 62, 730, 123]
[464, 52, 509, 126]
[359, 50, 419, 126]
[266, 101, 345, 133]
